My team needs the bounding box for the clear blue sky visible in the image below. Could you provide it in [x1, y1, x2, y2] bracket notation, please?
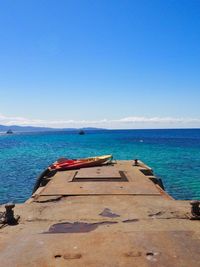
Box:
[0, 0, 200, 128]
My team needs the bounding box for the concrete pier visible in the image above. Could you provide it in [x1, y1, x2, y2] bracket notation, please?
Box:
[0, 160, 199, 266]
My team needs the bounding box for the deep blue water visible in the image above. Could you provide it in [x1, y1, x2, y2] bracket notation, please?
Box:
[0, 129, 200, 204]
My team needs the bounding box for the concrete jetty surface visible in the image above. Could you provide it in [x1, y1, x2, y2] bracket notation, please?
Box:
[0, 160, 200, 266]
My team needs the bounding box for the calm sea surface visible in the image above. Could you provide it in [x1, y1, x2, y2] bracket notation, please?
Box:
[0, 129, 200, 204]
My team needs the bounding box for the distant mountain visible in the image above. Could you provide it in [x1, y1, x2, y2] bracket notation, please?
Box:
[0, 125, 54, 132]
[0, 124, 106, 133]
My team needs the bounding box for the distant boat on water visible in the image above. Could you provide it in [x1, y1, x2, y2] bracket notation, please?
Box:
[78, 130, 85, 135]
[6, 129, 13, 134]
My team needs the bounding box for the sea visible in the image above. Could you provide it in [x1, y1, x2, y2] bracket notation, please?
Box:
[0, 129, 200, 204]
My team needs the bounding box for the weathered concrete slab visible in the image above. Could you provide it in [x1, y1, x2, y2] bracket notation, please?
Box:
[1, 229, 200, 267]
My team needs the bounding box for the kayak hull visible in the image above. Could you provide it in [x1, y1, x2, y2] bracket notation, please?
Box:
[50, 155, 113, 171]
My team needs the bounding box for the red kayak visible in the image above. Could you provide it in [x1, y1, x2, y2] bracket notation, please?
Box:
[49, 155, 113, 171]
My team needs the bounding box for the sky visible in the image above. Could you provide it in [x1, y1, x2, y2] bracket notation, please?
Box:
[0, 0, 200, 129]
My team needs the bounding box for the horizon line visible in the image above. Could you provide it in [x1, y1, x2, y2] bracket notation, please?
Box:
[1, 124, 200, 131]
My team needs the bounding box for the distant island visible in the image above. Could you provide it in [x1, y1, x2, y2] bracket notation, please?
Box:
[0, 124, 106, 133]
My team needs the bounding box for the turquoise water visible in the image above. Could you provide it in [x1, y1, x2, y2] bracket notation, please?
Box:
[0, 129, 200, 204]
